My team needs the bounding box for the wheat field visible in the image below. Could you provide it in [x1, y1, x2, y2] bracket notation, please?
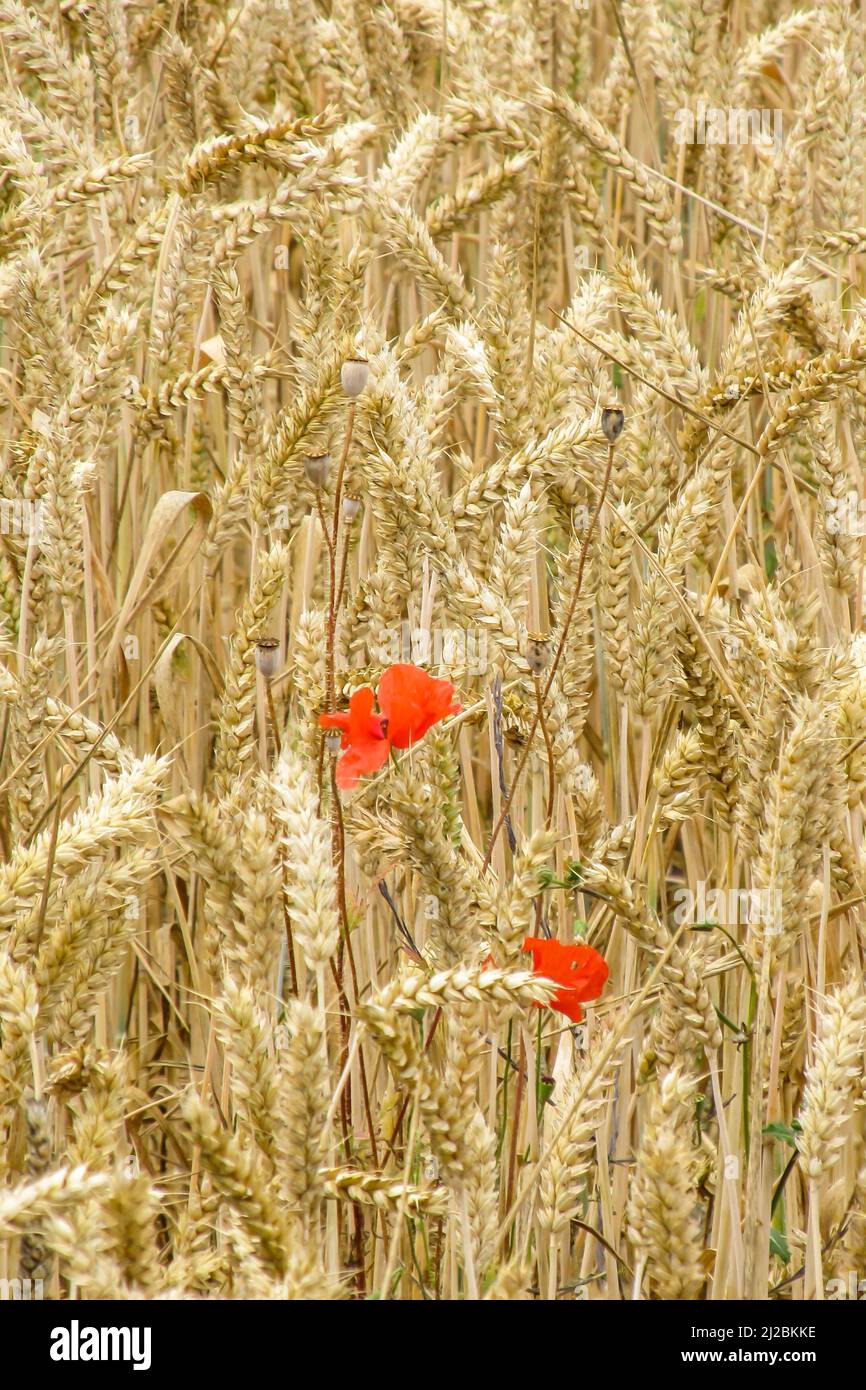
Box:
[0, 0, 865, 1305]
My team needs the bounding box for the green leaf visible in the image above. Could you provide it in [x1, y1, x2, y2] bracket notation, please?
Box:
[537, 1079, 555, 1108]
[712, 1004, 741, 1035]
[763, 1121, 801, 1148]
[769, 1227, 791, 1264]
[564, 860, 585, 889]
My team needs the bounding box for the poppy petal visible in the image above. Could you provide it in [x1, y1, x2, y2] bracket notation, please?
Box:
[522, 936, 608, 1023]
[378, 664, 460, 748]
[335, 736, 391, 790]
[321, 686, 389, 783]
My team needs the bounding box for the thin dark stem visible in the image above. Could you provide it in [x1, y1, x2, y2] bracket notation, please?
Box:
[357, 1042, 379, 1170]
[334, 525, 352, 621]
[332, 401, 355, 532]
[329, 759, 379, 1169]
[319, 397, 379, 1195]
[351, 1202, 366, 1296]
[328, 954, 352, 1148]
[534, 673, 557, 828]
[315, 489, 335, 565]
[330, 760, 352, 1101]
[330, 764, 350, 946]
[325, 403, 356, 711]
[377, 879, 422, 959]
[504, 1035, 527, 1231]
[491, 675, 517, 854]
[382, 1006, 443, 1164]
[320, 401, 358, 1161]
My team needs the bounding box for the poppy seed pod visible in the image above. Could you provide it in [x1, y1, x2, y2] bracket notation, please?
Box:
[342, 494, 361, 522]
[601, 405, 625, 444]
[524, 633, 551, 675]
[255, 638, 280, 680]
[324, 729, 343, 756]
[304, 453, 331, 487]
[341, 357, 369, 398]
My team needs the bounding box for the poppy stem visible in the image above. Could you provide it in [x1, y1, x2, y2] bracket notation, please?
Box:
[328, 760, 353, 1125]
[325, 402, 356, 711]
[334, 524, 352, 620]
[481, 444, 615, 874]
[496, 1020, 514, 1165]
[319, 396, 378, 1270]
[329, 756, 380, 1170]
[382, 1007, 443, 1166]
[533, 673, 557, 829]
[315, 488, 334, 566]
[504, 1033, 528, 1241]
[332, 401, 356, 540]
[325, 950, 364, 1287]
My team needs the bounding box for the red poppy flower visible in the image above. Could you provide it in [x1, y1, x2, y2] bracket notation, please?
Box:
[377, 664, 461, 748]
[319, 665, 460, 790]
[522, 935, 609, 1023]
[319, 686, 389, 790]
